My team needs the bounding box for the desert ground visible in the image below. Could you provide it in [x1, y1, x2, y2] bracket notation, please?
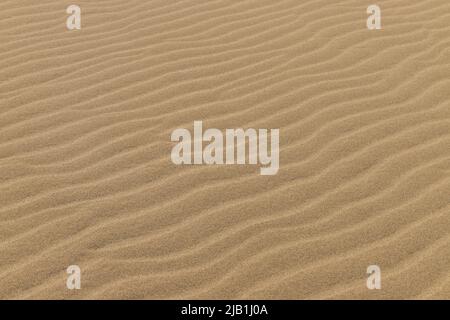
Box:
[0, 0, 449, 299]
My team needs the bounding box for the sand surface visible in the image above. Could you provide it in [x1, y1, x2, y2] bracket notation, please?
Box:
[0, 0, 450, 299]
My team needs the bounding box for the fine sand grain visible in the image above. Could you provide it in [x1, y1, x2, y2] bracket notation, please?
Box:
[0, 0, 449, 299]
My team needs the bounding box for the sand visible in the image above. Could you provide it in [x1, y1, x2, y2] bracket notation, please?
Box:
[0, 0, 449, 299]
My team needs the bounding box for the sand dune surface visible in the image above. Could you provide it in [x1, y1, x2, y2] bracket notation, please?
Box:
[0, 0, 450, 299]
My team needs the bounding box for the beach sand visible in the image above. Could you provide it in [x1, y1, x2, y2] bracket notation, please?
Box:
[0, 0, 449, 299]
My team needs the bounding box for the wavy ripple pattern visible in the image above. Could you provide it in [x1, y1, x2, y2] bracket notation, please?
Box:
[0, 0, 449, 299]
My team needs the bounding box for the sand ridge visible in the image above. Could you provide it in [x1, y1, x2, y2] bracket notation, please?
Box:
[0, 0, 449, 299]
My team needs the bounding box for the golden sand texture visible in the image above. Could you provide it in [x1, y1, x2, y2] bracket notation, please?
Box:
[0, 0, 449, 299]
